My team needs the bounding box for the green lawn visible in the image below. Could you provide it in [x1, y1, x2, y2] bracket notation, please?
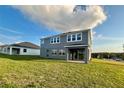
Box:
[0, 53, 124, 88]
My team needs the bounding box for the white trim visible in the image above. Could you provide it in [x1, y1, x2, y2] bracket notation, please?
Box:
[50, 36, 60, 44]
[51, 49, 58, 56]
[58, 49, 66, 56]
[64, 45, 88, 48]
[50, 38, 54, 44]
[67, 60, 85, 63]
[67, 34, 71, 42]
[67, 32, 82, 42]
[77, 33, 82, 41]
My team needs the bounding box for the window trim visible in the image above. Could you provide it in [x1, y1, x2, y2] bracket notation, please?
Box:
[56, 37, 60, 43]
[59, 49, 66, 56]
[50, 36, 60, 44]
[53, 37, 56, 43]
[51, 49, 58, 55]
[67, 33, 82, 42]
[67, 34, 71, 42]
[72, 34, 76, 41]
[50, 38, 54, 44]
[76, 33, 82, 41]
[23, 49, 27, 52]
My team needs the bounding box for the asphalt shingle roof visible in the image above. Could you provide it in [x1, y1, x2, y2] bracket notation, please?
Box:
[11, 42, 40, 49]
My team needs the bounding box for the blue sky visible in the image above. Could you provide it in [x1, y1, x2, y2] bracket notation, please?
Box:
[0, 5, 124, 52]
[93, 6, 124, 52]
[0, 6, 59, 44]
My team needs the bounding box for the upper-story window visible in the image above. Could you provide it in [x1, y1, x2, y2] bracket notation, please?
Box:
[50, 36, 60, 44]
[57, 37, 60, 43]
[67, 33, 82, 42]
[67, 35, 71, 42]
[77, 33, 82, 41]
[72, 34, 76, 41]
[53, 37, 56, 43]
[50, 38, 54, 43]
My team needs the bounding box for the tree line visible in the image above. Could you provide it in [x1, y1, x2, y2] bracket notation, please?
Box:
[92, 52, 124, 60]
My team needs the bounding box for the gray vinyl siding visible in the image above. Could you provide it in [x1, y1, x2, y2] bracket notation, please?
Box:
[40, 29, 91, 60]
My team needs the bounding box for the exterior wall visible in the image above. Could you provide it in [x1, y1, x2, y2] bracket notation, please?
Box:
[19, 47, 40, 55]
[40, 29, 92, 62]
[40, 43, 66, 59]
[0, 47, 4, 53]
[0, 47, 10, 54]
[0, 46, 40, 55]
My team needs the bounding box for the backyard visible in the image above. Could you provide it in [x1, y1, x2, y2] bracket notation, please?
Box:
[0, 53, 124, 88]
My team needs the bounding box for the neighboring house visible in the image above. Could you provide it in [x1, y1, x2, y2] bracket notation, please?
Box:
[0, 42, 40, 55]
[40, 29, 92, 63]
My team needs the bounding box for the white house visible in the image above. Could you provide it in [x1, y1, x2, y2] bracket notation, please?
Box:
[0, 42, 40, 55]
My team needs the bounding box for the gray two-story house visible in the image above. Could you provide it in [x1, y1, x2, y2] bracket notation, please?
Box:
[40, 29, 92, 63]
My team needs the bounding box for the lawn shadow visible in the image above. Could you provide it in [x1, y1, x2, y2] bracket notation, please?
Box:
[0, 53, 87, 65]
[0, 53, 46, 61]
[0, 53, 68, 63]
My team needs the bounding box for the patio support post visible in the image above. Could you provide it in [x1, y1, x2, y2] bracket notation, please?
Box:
[9, 47, 12, 55]
[66, 48, 69, 61]
[85, 47, 90, 64]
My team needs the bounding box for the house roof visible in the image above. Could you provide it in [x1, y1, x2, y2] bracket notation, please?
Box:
[0, 42, 40, 49]
[41, 29, 91, 40]
[10, 42, 40, 49]
[0, 45, 8, 48]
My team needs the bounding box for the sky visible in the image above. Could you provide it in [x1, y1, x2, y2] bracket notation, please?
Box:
[0, 5, 124, 52]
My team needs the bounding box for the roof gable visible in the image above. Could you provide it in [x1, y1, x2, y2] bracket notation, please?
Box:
[11, 42, 40, 49]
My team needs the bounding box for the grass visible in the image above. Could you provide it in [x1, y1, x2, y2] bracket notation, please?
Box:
[0, 53, 124, 88]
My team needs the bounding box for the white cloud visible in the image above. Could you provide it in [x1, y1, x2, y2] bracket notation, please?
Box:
[15, 41, 24, 44]
[0, 42, 4, 45]
[0, 27, 23, 44]
[92, 31, 96, 36]
[0, 26, 22, 34]
[12, 5, 107, 32]
[93, 33, 124, 52]
[94, 34, 124, 41]
[97, 34, 103, 38]
[0, 33, 22, 44]
[93, 43, 123, 53]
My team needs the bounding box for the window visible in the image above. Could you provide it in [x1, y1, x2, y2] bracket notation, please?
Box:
[50, 38, 54, 43]
[46, 54, 49, 57]
[50, 36, 60, 44]
[52, 49, 57, 55]
[46, 49, 49, 52]
[67, 35, 71, 42]
[41, 39, 44, 44]
[4, 48, 6, 52]
[23, 49, 27, 52]
[57, 37, 60, 43]
[59, 49, 65, 56]
[67, 33, 82, 42]
[72, 34, 76, 41]
[54, 37, 56, 43]
[77, 33, 82, 41]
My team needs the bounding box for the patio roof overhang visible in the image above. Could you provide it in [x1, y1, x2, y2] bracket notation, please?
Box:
[64, 45, 88, 48]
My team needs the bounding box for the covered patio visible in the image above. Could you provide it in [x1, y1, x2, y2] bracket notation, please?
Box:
[6, 47, 20, 55]
[64, 45, 91, 63]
